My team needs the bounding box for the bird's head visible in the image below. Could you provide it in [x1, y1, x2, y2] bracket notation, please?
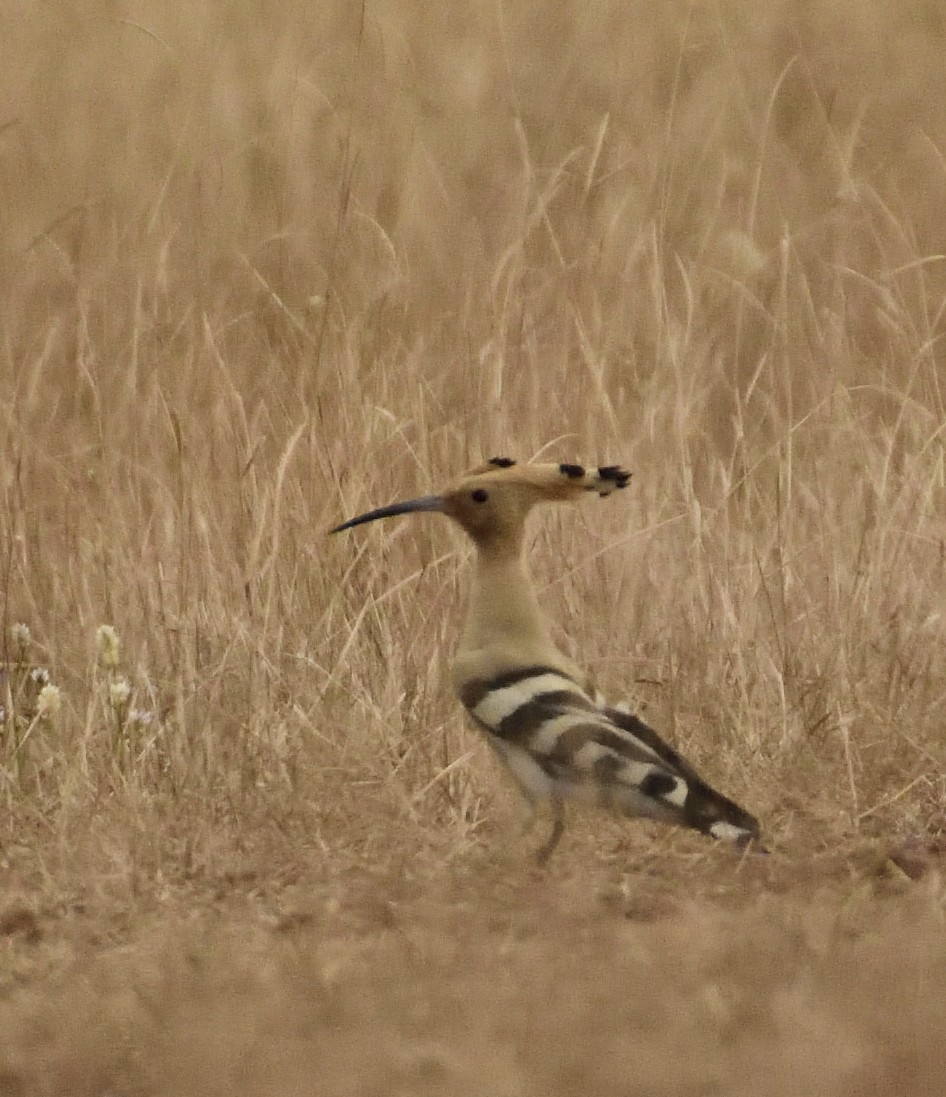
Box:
[331, 458, 631, 553]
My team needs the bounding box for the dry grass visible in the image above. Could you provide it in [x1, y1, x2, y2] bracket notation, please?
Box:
[2, 1, 946, 1093]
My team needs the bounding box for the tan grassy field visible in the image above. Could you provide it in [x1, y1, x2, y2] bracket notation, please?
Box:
[2, 1, 946, 1093]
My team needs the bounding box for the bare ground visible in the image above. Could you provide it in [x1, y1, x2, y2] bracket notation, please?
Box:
[2, 814, 946, 1097]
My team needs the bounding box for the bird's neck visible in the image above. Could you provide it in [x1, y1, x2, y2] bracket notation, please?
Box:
[459, 541, 556, 659]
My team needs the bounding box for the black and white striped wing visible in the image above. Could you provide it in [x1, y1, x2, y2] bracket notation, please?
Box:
[459, 666, 760, 844]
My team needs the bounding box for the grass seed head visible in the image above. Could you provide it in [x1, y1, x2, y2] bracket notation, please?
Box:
[36, 684, 61, 722]
[96, 625, 122, 669]
[109, 678, 132, 709]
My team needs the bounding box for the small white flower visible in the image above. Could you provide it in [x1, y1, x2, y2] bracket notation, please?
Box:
[11, 623, 30, 647]
[36, 684, 61, 721]
[129, 709, 155, 728]
[109, 678, 132, 708]
[96, 625, 121, 669]
[30, 667, 50, 686]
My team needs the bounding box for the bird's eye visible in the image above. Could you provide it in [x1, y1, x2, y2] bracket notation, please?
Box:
[471, 489, 489, 503]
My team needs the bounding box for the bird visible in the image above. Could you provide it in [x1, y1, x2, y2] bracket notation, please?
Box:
[331, 457, 761, 863]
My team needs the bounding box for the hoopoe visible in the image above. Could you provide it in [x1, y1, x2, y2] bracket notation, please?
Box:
[332, 458, 761, 863]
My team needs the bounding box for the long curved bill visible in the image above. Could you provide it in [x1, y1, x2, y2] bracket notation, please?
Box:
[330, 494, 444, 534]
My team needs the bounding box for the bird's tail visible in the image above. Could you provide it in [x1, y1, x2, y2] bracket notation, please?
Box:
[680, 777, 762, 849]
[603, 705, 762, 850]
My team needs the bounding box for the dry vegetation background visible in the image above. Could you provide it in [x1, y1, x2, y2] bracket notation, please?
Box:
[2, 1, 946, 1093]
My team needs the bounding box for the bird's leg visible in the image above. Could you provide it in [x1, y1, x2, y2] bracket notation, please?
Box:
[535, 796, 565, 865]
[517, 787, 541, 836]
